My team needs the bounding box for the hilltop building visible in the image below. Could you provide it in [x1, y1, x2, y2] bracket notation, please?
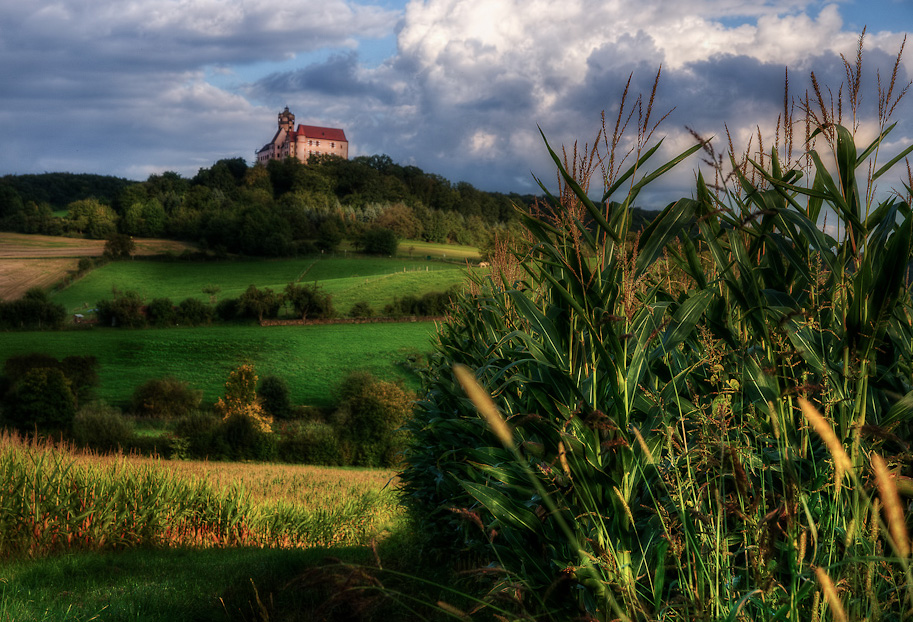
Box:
[256, 107, 348, 164]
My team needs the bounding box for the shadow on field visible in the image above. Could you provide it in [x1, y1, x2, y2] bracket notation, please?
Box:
[2, 544, 465, 622]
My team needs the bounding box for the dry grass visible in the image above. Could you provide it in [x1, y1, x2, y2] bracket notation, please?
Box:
[0, 233, 196, 300]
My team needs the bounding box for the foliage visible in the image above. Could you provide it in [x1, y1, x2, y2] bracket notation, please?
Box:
[2, 352, 98, 406]
[145, 297, 177, 326]
[258, 374, 293, 420]
[66, 199, 118, 239]
[2, 367, 76, 433]
[176, 296, 213, 325]
[103, 232, 135, 259]
[284, 282, 334, 320]
[214, 363, 273, 434]
[2, 322, 432, 409]
[276, 420, 342, 465]
[331, 371, 415, 467]
[0, 287, 66, 329]
[349, 300, 375, 318]
[402, 47, 913, 621]
[358, 227, 400, 256]
[72, 402, 134, 451]
[95, 289, 146, 327]
[130, 376, 202, 420]
[383, 288, 454, 317]
[237, 284, 281, 321]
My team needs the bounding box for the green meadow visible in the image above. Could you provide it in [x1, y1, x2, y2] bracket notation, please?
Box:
[3, 322, 436, 408]
[51, 254, 472, 314]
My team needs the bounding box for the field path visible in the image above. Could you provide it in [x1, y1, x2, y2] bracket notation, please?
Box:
[0, 233, 196, 300]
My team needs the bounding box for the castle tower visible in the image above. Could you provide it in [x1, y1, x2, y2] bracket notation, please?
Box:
[278, 106, 295, 133]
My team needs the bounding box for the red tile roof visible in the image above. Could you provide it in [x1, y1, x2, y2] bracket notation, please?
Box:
[295, 125, 347, 142]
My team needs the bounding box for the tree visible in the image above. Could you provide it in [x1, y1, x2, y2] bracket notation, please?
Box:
[258, 375, 292, 419]
[66, 199, 118, 239]
[358, 227, 399, 256]
[315, 218, 343, 252]
[283, 282, 333, 320]
[238, 285, 281, 321]
[103, 232, 136, 259]
[214, 364, 272, 433]
[3, 367, 76, 433]
[131, 377, 201, 419]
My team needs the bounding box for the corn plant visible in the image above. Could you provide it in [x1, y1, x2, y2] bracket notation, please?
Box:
[401, 37, 913, 621]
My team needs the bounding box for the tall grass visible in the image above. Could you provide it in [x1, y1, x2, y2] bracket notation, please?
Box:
[0, 432, 399, 560]
[402, 37, 913, 620]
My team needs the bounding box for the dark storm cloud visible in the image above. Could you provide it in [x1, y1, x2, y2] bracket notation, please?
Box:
[252, 53, 397, 104]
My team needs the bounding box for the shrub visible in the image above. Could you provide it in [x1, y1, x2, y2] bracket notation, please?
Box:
[96, 290, 145, 328]
[0, 289, 66, 330]
[237, 285, 281, 321]
[130, 377, 202, 419]
[258, 375, 292, 420]
[221, 412, 277, 461]
[72, 402, 133, 451]
[3, 353, 98, 406]
[283, 282, 334, 320]
[276, 421, 341, 465]
[358, 227, 399, 256]
[145, 297, 177, 326]
[330, 371, 414, 467]
[215, 297, 240, 321]
[172, 411, 225, 459]
[348, 301, 374, 318]
[176, 297, 213, 326]
[2, 367, 76, 434]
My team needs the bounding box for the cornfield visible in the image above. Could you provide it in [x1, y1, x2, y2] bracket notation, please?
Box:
[401, 35, 913, 621]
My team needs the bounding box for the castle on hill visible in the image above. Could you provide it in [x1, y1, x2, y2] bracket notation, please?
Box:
[255, 107, 348, 164]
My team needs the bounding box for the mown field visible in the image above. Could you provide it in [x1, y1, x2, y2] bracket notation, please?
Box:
[2, 322, 436, 408]
[0, 232, 196, 300]
[50, 254, 472, 315]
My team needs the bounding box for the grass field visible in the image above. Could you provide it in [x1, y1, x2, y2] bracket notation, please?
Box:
[0, 232, 196, 301]
[50, 254, 472, 314]
[2, 322, 437, 408]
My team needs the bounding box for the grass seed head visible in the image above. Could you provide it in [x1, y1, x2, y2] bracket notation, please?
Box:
[453, 364, 514, 449]
[873, 453, 910, 558]
[799, 398, 851, 490]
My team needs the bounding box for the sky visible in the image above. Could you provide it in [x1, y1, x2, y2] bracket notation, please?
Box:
[1, 0, 912, 202]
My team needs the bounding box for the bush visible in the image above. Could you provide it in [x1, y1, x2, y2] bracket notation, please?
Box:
[221, 413, 277, 461]
[145, 297, 177, 326]
[330, 371, 414, 467]
[215, 297, 240, 321]
[3, 353, 98, 406]
[96, 290, 145, 327]
[72, 402, 133, 451]
[2, 367, 76, 434]
[0, 288, 66, 330]
[276, 421, 341, 465]
[358, 227, 399, 256]
[283, 282, 334, 320]
[172, 411, 226, 459]
[349, 301, 374, 318]
[130, 377, 201, 419]
[237, 285, 281, 321]
[176, 297, 213, 326]
[258, 375, 292, 420]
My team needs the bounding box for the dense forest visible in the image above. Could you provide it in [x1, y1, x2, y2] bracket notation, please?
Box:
[0, 155, 539, 256]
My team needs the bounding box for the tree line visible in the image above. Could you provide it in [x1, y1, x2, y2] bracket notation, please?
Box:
[0, 155, 535, 255]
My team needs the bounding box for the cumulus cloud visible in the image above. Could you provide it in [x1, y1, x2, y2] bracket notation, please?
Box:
[1, 0, 910, 200]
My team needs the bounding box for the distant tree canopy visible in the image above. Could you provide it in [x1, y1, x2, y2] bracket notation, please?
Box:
[0, 155, 547, 256]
